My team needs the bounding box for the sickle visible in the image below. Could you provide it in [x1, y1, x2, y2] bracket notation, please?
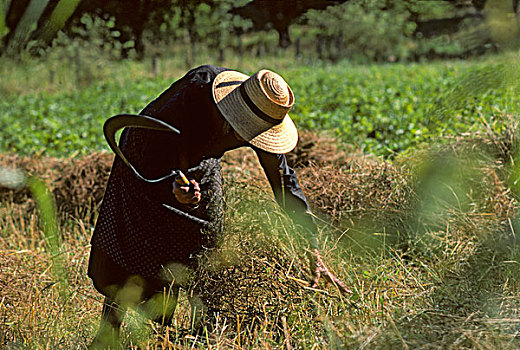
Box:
[103, 114, 210, 227]
[103, 114, 181, 183]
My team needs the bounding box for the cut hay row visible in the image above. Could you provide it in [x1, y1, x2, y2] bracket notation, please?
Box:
[1, 128, 519, 349]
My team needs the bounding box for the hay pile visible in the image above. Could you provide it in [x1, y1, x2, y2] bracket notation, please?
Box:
[223, 130, 414, 226]
[0, 131, 414, 225]
[190, 228, 311, 328]
[0, 152, 112, 217]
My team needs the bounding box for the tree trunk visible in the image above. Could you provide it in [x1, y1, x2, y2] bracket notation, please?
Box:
[237, 32, 243, 58]
[256, 41, 265, 57]
[133, 26, 145, 60]
[184, 9, 196, 68]
[277, 27, 291, 48]
[152, 55, 158, 77]
[336, 33, 344, 59]
[184, 31, 192, 69]
[295, 37, 301, 58]
[190, 34, 196, 64]
[316, 33, 323, 59]
[32, 0, 81, 46]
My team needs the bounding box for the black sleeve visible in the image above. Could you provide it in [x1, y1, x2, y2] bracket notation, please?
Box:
[254, 148, 318, 249]
[114, 65, 228, 205]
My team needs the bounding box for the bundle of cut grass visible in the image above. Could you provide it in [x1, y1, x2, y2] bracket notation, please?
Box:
[0, 152, 112, 218]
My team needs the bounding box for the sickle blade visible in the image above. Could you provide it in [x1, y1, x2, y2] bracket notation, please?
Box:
[103, 114, 180, 182]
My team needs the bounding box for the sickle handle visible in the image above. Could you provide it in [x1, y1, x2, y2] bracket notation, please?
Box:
[174, 171, 191, 187]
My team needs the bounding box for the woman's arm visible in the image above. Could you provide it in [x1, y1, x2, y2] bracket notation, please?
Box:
[255, 148, 351, 293]
[254, 147, 318, 249]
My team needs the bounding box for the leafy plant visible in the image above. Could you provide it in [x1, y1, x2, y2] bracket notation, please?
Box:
[2, 54, 520, 158]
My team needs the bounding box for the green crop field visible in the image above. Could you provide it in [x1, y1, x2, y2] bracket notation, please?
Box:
[2, 53, 519, 158]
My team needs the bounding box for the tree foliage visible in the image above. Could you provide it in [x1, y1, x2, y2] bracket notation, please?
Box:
[305, 0, 416, 61]
[0, 0, 518, 60]
[231, 0, 347, 48]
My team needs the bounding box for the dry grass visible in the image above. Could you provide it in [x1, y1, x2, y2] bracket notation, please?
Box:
[1, 128, 520, 349]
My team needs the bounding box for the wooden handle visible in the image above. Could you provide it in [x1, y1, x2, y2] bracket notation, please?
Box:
[174, 170, 190, 187]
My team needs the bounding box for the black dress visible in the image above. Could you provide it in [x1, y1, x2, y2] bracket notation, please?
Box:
[88, 65, 316, 299]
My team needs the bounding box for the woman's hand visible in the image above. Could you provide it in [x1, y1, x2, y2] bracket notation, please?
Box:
[172, 179, 201, 205]
[311, 249, 352, 294]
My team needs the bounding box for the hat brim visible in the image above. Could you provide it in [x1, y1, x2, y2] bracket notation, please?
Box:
[212, 70, 298, 154]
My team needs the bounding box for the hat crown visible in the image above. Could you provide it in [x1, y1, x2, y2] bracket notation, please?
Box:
[261, 71, 290, 106]
[246, 70, 294, 121]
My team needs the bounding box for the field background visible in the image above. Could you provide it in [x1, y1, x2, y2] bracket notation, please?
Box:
[2, 0, 520, 349]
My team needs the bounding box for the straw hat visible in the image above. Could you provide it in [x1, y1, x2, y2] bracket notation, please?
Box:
[212, 69, 298, 154]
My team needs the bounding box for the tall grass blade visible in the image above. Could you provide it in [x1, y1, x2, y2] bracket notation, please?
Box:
[26, 176, 70, 301]
[0, 167, 70, 300]
[0, 0, 11, 42]
[4, 0, 49, 55]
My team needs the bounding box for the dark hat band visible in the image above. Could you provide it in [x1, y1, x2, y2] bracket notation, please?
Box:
[239, 83, 283, 125]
